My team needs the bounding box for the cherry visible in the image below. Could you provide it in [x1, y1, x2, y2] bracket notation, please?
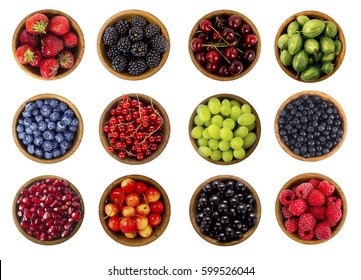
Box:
[224, 46, 238, 61]
[206, 50, 221, 63]
[228, 60, 244, 75]
[218, 65, 230, 77]
[222, 28, 236, 43]
[227, 15, 242, 29]
[191, 38, 203, 52]
[240, 23, 251, 34]
[243, 49, 256, 63]
[244, 34, 258, 46]
[199, 19, 213, 33]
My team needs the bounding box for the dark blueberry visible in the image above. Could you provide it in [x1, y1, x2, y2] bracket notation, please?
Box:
[220, 215, 230, 226]
[234, 181, 246, 193]
[225, 188, 235, 198]
[228, 208, 237, 218]
[225, 180, 235, 189]
[217, 182, 227, 193]
[247, 212, 258, 226]
[202, 183, 213, 194]
[245, 194, 254, 204]
[234, 230, 244, 239]
[209, 194, 220, 206]
[217, 203, 228, 215]
[233, 219, 243, 230]
[225, 227, 235, 239]
[213, 222, 222, 232]
[202, 216, 212, 226]
[203, 207, 212, 216]
[217, 232, 228, 242]
[229, 197, 239, 208]
[212, 211, 220, 222]
[196, 212, 204, 224]
[236, 203, 247, 215]
[198, 197, 208, 208]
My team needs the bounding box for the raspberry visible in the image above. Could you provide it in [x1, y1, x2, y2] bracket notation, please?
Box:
[325, 195, 342, 208]
[298, 228, 315, 240]
[309, 206, 326, 220]
[279, 189, 295, 206]
[285, 217, 299, 233]
[288, 198, 307, 216]
[325, 205, 342, 227]
[317, 180, 335, 197]
[281, 205, 293, 219]
[315, 222, 332, 240]
[308, 178, 320, 188]
[307, 189, 325, 206]
[295, 182, 314, 199]
[299, 213, 316, 231]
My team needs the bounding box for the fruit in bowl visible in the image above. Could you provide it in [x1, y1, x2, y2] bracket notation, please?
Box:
[13, 176, 84, 245]
[13, 10, 84, 80]
[97, 10, 170, 80]
[13, 94, 83, 163]
[99, 93, 170, 164]
[99, 175, 170, 246]
[189, 10, 261, 80]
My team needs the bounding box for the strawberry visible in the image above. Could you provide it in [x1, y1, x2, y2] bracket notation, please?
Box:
[42, 34, 64, 57]
[26, 13, 49, 35]
[15, 45, 35, 64]
[29, 48, 43, 67]
[61, 31, 78, 48]
[57, 50, 74, 69]
[40, 58, 59, 79]
[48, 15, 70, 36]
[19, 29, 39, 47]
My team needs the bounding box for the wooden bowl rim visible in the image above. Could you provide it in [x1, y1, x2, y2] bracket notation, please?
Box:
[274, 90, 347, 162]
[189, 174, 261, 246]
[99, 93, 171, 165]
[97, 9, 170, 81]
[188, 9, 261, 81]
[12, 93, 84, 164]
[275, 172, 347, 244]
[98, 174, 171, 246]
[12, 175, 85, 245]
[274, 10, 346, 83]
[12, 9, 85, 80]
[188, 93, 261, 165]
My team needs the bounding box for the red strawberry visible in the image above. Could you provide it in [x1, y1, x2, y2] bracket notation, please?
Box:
[26, 13, 49, 35]
[15, 45, 35, 64]
[19, 29, 39, 47]
[29, 48, 43, 67]
[61, 31, 78, 48]
[57, 50, 74, 69]
[40, 58, 59, 79]
[42, 34, 64, 57]
[48, 15, 70, 36]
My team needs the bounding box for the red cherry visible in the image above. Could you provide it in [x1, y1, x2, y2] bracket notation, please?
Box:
[199, 19, 212, 33]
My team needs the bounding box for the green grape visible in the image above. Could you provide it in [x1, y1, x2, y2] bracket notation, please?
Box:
[219, 140, 230, 152]
[202, 127, 211, 139]
[230, 106, 242, 121]
[220, 127, 233, 141]
[211, 115, 223, 127]
[221, 99, 231, 107]
[208, 138, 219, 150]
[222, 150, 233, 162]
[191, 126, 204, 139]
[197, 137, 208, 147]
[196, 104, 211, 122]
[207, 124, 221, 139]
[246, 122, 256, 132]
[208, 97, 221, 114]
[243, 132, 257, 149]
[233, 148, 246, 159]
[230, 100, 241, 108]
[220, 105, 231, 116]
[198, 146, 212, 158]
[211, 149, 222, 161]
[193, 115, 204, 126]
[234, 126, 249, 138]
[222, 118, 235, 130]
[237, 113, 256, 126]
[230, 137, 244, 150]
[241, 103, 252, 114]
[204, 120, 212, 127]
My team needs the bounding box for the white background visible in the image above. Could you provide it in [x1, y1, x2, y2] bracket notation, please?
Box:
[0, 0, 358, 279]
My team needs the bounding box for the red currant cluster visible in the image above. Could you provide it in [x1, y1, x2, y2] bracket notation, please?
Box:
[191, 14, 258, 77]
[103, 94, 164, 161]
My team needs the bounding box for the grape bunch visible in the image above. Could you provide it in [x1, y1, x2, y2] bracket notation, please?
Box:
[191, 96, 258, 163]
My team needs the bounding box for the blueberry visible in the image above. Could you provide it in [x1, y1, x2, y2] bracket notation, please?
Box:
[60, 140, 71, 150]
[33, 135, 44, 146]
[26, 144, 35, 154]
[34, 115, 43, 122]
[25, 127, 33, 135]
[56, 121, 67, 132]
[61, 115, 73, 126]
[71, 117, 79, 127]
[68, 125, 78, 132]
[38, 121, 47, 131]
[23, 118, 32, 127]
[16, 124, 25, 133]
[43, 130, 55, 140]
[52, 140, 59, 149]
[49, 98, 59, 108]
[34, 148, 44, 158]
[22, 134, 33, 145]
[40, 105, 52, 117]
[59, 102, 68, 112]
[18, 132, 26, 140]
[49, 111, 61, 122]
[44, 152, 53, 159]
[31, 108, 40, 116]
[24, 102, 35, 112]
[47, 121, 56, 130]
[42, 140, 53, 152]
[35, 100, 44, 108]
[52, 148, 62, 158]
[64, 109, 74, 118]
[63, 130, 75, 141]
[29, 122, 38, 131]
[55, 133, 65, 143]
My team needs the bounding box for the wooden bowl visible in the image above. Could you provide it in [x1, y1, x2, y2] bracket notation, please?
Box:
[99, 174, 171, 246]
[274, 10, 346, 83]
[12, 93, 84, 164]
[99, 93, 170, 165]
[13, 175, 85, 245]
[12, 9, 85, 80]
[188, 10, 261, 81]
[274, 90, 347, 161]
[97, 9, 170, 80]
[275, 173, 347, 244]
[189, 93, 261, 165]
[189, 175, 261, 246]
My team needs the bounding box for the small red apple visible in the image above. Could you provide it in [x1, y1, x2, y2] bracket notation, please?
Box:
[138, 224, 153, 238]
[122, 205, 136, 218]
[120, 217, 136, 233]
[136, 203, 151, 216]
[109, 187, 125, 204]
[134, 215, 149, 230]
[135, 181, 148, 195]
[145, 187, 161, 202]
[107, 216, 121, 231]
[121, 178, 136, 194]
[148, 213, 162, 227]
[104, 203, 120, 217]
[125, 192, 140, 207]
[149, 200, 164, 214]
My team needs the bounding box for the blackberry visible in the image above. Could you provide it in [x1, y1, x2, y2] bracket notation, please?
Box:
[128, 58, 148, 75]
[150, 35, 168, 53]
[102, 26, 119, 46]
[146, 49, 161, 68]
[106, 46, 122, 60]
[116, 36, 131, 54]
[145, 23, 161, 39]
[111, 55, 127, 73]
[128, 26, 144, 42]
[131, 16, 148, 29]
[115, 19, 131, 36]
[130, 41, 148, 57]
